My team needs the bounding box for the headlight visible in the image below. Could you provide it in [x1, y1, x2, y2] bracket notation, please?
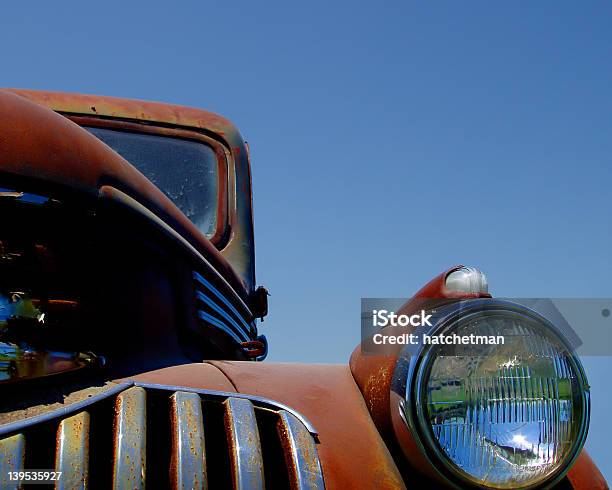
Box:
[392, 300, 590, 489]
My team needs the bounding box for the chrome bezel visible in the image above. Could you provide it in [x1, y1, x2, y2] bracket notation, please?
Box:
[391, 299, 591, 489]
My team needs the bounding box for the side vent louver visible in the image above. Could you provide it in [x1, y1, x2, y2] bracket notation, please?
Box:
[0, 383, 324, 489]
[193, 271, 255, 344]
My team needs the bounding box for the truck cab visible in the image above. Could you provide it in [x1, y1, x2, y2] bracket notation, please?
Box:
[0, 89, 268, 384]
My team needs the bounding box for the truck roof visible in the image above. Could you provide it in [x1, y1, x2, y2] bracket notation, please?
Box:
[3, 89, 245, 148]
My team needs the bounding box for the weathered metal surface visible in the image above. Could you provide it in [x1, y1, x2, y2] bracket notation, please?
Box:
[0, 89, 251, 301]
[124, 380, 317, 436]
[223, 397, 264, 490]
[170, 392, 207, 490]
[113, 386, 146, 490]
[566, 451, 609, 490]
[55, 411, 90, 490]
[0, 367, 602, 489]
[116, 364, 237, 393]
[4, 89, 240, 140]
[211, 361, 406, 490]
[277, 410, 324, 490]
[0, 380, 323, 490]
[0, 382, 129, 432]
[349, 265, 491, 444]
[2, 88, 256, 295]
[0, 433, 25, 490]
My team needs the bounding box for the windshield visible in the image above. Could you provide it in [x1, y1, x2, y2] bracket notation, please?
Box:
[85, 126, 220, 238]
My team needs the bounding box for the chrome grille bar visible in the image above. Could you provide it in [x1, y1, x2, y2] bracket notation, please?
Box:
[0, 434, 24, 490]
[113, 386, 146, 490]
[55, 411, 90, 490]
[277, 411, 324, 490]
[224, 397, 265, 489]
[170, 391, 207, 490]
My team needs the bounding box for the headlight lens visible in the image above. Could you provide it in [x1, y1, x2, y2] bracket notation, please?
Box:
[400, 303, 590, 489]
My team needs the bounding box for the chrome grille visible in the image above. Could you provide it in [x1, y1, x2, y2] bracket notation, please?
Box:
[0, 382, 324, 489]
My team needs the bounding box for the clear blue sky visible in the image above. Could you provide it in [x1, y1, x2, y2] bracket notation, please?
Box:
[2, 1, 610, 482]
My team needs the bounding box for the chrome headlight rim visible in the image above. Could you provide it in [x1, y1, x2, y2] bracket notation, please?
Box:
[392, 299, 590, 490]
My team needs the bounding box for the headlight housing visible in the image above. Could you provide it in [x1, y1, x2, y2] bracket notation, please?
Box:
[392, 299, 590, 489]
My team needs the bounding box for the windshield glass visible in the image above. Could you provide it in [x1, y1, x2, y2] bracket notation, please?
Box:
[85, 126, 219, 238]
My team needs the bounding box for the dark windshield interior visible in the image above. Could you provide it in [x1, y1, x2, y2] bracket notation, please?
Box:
[85, 126, 219, 238]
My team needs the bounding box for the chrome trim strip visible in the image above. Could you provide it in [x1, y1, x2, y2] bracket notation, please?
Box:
[132, 381, 318, 436]
[170, 392, 207, 490]
[0, 382, 131, 437]
[0, 434, 25, 490]
[197, 310, 246, 343]
[0, 380, 318, 438]
[193, 271, 254, 335]
[195, 290, 250, 340]
[224, 397, 264, 490]
[277, 411, 324, 490]
[55, 411, 90, 490]
[113, 387, 146, 490]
